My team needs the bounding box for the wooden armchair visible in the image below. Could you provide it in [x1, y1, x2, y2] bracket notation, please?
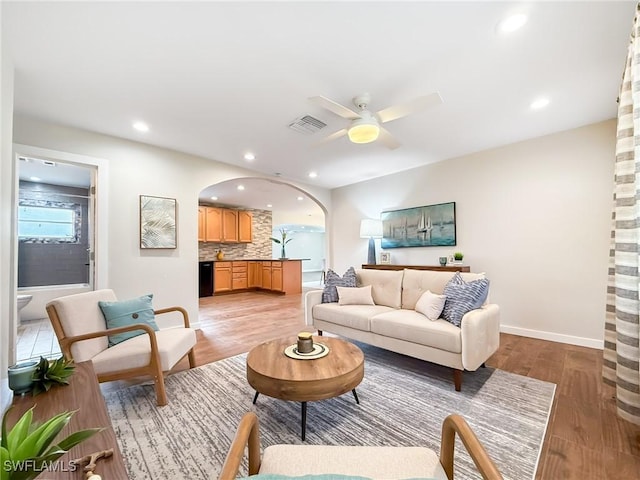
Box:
[46, 289, 196, 406]
[219, 412, 502, 480]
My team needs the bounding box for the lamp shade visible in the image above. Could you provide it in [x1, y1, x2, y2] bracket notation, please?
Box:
[348, 112, 380, 144]
[360, 219, 383, 239]
[348, 122, 380, 144]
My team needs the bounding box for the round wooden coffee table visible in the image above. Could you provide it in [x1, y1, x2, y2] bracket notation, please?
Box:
[246, 335, 364, 440]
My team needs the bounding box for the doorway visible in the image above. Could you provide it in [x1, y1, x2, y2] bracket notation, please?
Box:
[12, 145, 108, 364]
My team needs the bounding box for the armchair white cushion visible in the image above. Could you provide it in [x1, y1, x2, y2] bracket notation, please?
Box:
[46, 289, 196, 406]
[219, 412, 503, 480]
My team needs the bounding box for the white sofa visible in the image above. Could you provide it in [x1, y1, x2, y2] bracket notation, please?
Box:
[304, 268, 500, 391]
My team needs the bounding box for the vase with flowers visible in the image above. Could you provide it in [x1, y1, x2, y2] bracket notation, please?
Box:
[270, 229, 293, 259]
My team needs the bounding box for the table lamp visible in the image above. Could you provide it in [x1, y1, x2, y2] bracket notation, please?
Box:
[360, 218, 383, 265]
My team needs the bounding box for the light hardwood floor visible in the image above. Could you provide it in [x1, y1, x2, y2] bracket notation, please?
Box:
[196, 291, 640, 480]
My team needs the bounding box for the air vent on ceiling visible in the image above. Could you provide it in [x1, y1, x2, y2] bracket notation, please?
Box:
[288, 115, 327, 135]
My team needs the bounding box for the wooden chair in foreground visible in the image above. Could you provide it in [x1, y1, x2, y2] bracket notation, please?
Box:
[46, 289, 196, 406]
[219, 412, 503, 480]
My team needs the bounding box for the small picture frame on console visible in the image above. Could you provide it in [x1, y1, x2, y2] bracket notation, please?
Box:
[380, 252, 391, 264]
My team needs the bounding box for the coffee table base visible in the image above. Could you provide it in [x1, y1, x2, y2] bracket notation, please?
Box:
[252, 389, 360, 441]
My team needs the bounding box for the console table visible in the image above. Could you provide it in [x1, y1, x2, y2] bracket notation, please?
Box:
[5, 361, 127, 479]
[362, 264, 471, 272]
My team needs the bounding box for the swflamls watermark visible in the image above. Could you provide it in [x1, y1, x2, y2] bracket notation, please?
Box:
[3, 459, 79, 473]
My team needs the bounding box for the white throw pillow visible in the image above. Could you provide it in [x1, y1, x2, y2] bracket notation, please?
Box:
[415, 290, 446, 320]
[337, 285, 375, 306]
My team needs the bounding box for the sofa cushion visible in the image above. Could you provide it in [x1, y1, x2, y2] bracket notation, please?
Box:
[355, 269, 403, 308]
[312, 303, 394, 331]
[441, 273, 490, 327]
[402, 269, 486, 309]
[322, 267, 357, 303]
[415, 290, 446, 321]
[337, 285, 375, 306]
[370, 310, 462, 353]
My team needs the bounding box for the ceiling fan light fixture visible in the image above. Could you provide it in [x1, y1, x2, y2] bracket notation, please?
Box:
[348, 120, 380, 144]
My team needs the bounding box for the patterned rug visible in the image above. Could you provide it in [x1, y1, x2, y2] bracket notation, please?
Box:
[104, 343, 555, 480]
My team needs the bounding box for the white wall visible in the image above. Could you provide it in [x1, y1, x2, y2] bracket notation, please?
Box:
[1, 3, 16, 376]
[331, 120, 616, 348]
[11, 115, 331, 331]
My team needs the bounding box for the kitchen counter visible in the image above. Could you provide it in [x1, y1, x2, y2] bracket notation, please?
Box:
[204, 258, 310, 262]
[201, 259, 305, 295]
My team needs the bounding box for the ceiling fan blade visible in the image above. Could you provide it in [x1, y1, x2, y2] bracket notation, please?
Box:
[314, 128, 349, 147]
[378, 127, 401, 150]
[376, 92, 443, 124]
[309, 96, 361, 120]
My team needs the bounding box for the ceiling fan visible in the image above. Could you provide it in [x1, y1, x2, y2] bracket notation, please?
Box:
[308, 92, 442, 150]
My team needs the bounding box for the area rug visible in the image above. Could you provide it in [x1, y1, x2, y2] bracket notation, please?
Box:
[104, 344, 555, 480]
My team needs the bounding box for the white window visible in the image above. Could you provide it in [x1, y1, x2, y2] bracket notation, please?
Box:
[18, 205, 76, 240]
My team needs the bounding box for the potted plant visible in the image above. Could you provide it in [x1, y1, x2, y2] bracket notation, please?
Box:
[453, 252, 464, 262]
[0, 406, 101, 480]
[31, 356, 75, 396]
[270, 229, 293, 259]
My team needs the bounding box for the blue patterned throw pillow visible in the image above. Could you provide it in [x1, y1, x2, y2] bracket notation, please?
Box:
[441, 273, 490, 327]
[322, 267, 357, 303]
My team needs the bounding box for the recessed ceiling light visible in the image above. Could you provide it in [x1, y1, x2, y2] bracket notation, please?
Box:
[297, 196, 304, 201]
[267, 204, 273, 208]
[237, 185, 245, 191]
[530, 97, 550, 110]
[133, 121, 149, 132]
[210, 196, 218, 201]
[29, 176, 41, 182]
[308, 171, 317, 178]
[497, 13, 527, 34]
[244, 152, 255, 161]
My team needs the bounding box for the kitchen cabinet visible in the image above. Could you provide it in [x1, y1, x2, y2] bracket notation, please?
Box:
[211, 260, 302, 295]
[232, 261, 248, 290]
[271, 261, 283, 292]
[222, 209, 239, 242]
[261, 262, 272, 290]
[238, 210, 253, 242]
[205, 207, 223, 242]
[248, 261, 261, 288]
[198, 207, 206, 242]
[214, 262, 232, 292]
[198, 206, 252, 243]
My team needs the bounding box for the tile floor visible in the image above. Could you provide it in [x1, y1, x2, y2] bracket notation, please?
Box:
[16, 318, 61, 362]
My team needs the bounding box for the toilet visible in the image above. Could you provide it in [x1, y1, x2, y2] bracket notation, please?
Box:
[17, 294, 32, 312]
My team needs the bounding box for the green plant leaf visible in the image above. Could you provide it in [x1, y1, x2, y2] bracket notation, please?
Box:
[0, 409, 8, 451]
[6, 407, 34, 455]
[1, 446, 10, 480]
[269, 237, 282, 244]
[31, 356, 75, 397]
[54, 427, 102, 452]
[1, 407, 97, 480]
[12, 411, 71, 460]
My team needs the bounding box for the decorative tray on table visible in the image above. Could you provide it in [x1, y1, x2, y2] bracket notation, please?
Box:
[283, 343, 330, 360]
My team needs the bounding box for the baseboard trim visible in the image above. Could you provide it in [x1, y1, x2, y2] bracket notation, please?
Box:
[500, 325, 603, 350]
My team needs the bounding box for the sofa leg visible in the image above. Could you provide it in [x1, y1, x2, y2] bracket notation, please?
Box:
[453, 369, 463, 392]
[317, 330, 323, 336]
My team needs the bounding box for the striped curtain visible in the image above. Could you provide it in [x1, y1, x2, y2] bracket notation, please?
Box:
[603, 4, 640, 427]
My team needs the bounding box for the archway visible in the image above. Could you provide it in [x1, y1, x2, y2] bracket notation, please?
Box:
[197, 177, 328, 295]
